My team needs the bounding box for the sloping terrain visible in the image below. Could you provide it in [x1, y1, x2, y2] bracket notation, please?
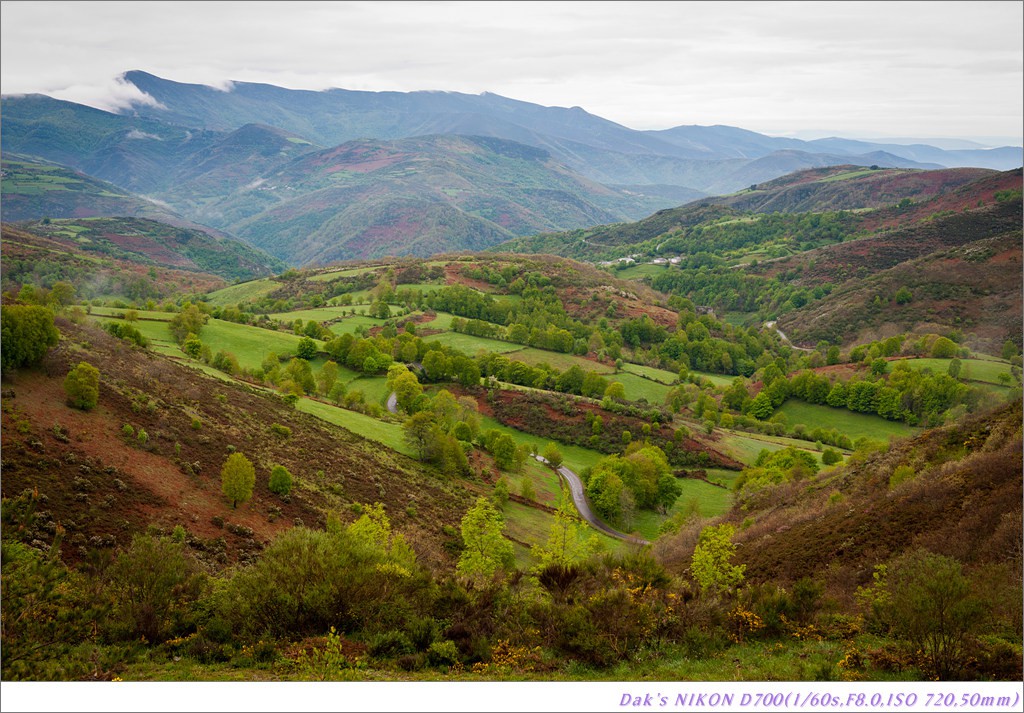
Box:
[704, 400, 1021, 587]
[205, 135, 675, 264]
[0, 318, 471, 571]
[1, 155, 185, 223]
[776, 230, 1022, 352]
[1, 223, 229, 300]
[704, 165, 997, 213]
[3, 217, 283, 283]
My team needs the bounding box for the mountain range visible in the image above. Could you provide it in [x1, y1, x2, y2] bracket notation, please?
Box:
[1, 70, 1021, 265]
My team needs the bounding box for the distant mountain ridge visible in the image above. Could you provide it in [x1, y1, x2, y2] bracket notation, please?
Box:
[2, 71, 1020, 264]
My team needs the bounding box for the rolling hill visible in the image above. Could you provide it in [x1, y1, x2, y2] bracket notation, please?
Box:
[180, 134, 683, 265]
[1, 154, 186, 223]
[4, 73, 1019, 266]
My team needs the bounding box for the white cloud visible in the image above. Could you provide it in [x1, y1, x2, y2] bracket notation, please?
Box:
[45, 74, 166, 113]
[1, 1, 1020, 140]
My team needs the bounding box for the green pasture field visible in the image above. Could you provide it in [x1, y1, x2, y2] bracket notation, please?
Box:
[344, 376, 390, 406]
[307, 266, 382, 282]
[507, 348, 614, 374]
[203, 279, 279, 307]
[889, 357, 1014, 385]
[88, 307, 172, 321]
[703, 467, 742, 489]
[608, 371, 673, 405]
[92, 316, 176, 349]
[327, 315, 387, 336]
[418, 311, 457, 330]
[776, 401, 916, 442]
[722, 311, 760, 328]
[391, 283, 445, 296]
[717, 430, 828, 467]
[630, 477, 733, 540]
[615, 263, 667, 280]
[818, 168, 880, 183]
[422, 331, 522, 354]
[477, 415, 604, 476]
[93, 315, 323, 372]
[620, 363, 679, 384]
[687, 370, 736, 388]
[295, 397, 411, 457]
[267, 306, 357, 323]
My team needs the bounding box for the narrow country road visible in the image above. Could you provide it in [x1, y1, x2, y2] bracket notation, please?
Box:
[764, 320, 813, 352]
[389, 391, 649, 545]
[534, 455, 650, 546]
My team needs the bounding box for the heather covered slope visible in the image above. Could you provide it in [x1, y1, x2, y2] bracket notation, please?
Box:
[0, 318, 471, 571]
[202, 135, 676, 264]
[653, 400, 1023, 588]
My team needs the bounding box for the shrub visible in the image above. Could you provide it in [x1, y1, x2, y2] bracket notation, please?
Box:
[883, 549, 984, 679]
[821, 448, 842, 466]
[122, 423, 135, 438]
[889, 465, 915, 489]
[426, 640, 461, 668]
[269, 423, 292, 438]
[63, 362, 100, 411]
[268, 465, 292, 496]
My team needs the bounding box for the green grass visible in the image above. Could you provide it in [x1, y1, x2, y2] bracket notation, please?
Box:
[630, 478, 733, 540]
[687, 370, 737, 388]
[616, 263, 667, 280]
[890, 357, 1014, 385]
[818, 168, 879, 182]
[391, 283, 445, 296]
[92, 316, 177, 349]
[195, 320, 324, 372]
[344, 376, 390, 406]
[93, 315, 324, 373]
[776, 401, 916, 442]
[419, 311, 458, 330]
[204, 279, 279, 308]
[718, 430, 827, 466]
[267, 306, 359, 322]
[620, 363, 679, 383]
[88, 306, 172, 321]
[327, 315, 387, 336]
[308, 266, 382, 282]
[722, 311, 760, 328]
[507, 348, 614, 374]
[295, 398, 411, 456]
[477, 416, 604, 475]
[704, 468, 742, 489]
[608, 371, 673, 405]
[422, 331, 522, 354]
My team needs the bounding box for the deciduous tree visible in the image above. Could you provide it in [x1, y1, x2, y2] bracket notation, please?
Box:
[221, 452, 256, 508]
[457, 497, 515, 585]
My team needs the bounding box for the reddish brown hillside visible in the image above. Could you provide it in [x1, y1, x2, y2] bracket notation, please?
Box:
[1, 224, 226, 298]
[0, 319, 469, 571]
[654, 400, 1023, 595]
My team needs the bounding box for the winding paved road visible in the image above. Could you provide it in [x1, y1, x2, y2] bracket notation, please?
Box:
[534, 455, 650, 546]
[388, 391, 648, 545]
[764, 320, 813, 352]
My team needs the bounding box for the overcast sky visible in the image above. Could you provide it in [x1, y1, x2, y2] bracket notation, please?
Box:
[2, 1, 1022, 144]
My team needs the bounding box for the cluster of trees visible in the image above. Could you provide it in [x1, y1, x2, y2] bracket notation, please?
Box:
[581, 445, 681, 528]
[3, 473, 1016, 682]
[733, 446, 820, 500]
[1, 304, 60, 372]
[748, 361, 976, 427]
